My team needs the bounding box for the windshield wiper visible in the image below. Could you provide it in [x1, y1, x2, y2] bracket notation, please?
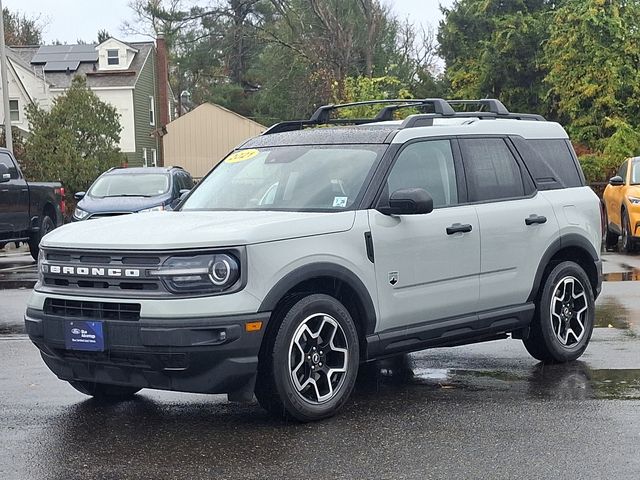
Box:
[100, 194, 154, 198]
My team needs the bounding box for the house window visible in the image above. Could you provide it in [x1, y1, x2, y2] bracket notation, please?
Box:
[151, 149, 157, 167]
[9, 99, 19, 122]
[107, 49, 119, 65]
[143, 148, 148, 167]
[149, 96, 155, 126]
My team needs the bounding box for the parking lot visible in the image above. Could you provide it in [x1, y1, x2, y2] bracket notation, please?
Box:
[1, 248, 638, 479]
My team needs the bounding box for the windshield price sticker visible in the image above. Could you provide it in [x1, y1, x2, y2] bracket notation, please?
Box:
[225, 149, 260, 163]
[333, 196, 348, 207]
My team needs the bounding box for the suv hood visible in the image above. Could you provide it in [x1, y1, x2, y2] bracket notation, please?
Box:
[42, 210, 356, 250]
[78, 194, 169, 214]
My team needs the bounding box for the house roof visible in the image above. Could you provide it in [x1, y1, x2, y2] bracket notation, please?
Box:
[167, 102, 265, 130]
[8, 41, 155, 89]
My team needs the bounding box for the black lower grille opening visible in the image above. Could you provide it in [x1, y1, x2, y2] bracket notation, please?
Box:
[44, 298, 141, 321]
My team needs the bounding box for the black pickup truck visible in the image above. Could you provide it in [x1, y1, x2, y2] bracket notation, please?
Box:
[0, 148, 64, 260]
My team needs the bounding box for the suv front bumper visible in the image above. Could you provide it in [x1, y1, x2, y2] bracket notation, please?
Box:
[25, 308, 271, 397]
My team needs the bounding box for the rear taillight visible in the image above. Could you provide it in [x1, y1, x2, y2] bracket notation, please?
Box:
[56, 187, 66, 216]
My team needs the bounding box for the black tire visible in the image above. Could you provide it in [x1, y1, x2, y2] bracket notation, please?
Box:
[29, 215, 55, 261]
[603, 208, 619, 251]
[68, 381, 140, 400]
[523, 261, 595, 363]
[621, 209, 636, 253]
[255, 294, 360, 422]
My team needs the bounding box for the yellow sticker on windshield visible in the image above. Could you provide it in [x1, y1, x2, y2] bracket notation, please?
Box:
[225, 149, 260, 163]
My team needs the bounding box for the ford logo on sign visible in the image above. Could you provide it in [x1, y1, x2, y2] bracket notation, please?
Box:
[71, 328, 81, 335]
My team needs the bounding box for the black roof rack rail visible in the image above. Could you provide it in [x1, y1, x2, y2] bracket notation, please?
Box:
[263, 98, 456, 135]
[447, 99, 510, 115]
[309, 99, 455, 123]
[262, 98, 545, 135]
[373, 99, 457, 121]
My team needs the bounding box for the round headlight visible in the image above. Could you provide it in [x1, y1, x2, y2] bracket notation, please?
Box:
[209, 259, 231, 285]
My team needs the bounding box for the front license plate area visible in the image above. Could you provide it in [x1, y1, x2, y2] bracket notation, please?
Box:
[64, 321, 105, 352]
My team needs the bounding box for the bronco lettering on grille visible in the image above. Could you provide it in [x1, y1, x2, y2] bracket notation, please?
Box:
[44, 265, 141, 277]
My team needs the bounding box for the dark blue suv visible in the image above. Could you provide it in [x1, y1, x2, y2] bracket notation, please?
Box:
[73, 167, 194, 221]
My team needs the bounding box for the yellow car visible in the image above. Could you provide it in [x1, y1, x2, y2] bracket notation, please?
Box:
[603, 157, 640, 252]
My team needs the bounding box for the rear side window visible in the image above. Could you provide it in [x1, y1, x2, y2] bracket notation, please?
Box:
[459, 138, 525, 202]
[512, 138, 583, 189]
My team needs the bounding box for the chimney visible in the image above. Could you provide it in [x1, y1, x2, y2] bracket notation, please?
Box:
[155, 34, 170, 166]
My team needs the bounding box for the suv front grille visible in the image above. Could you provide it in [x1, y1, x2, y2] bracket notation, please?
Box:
[44, 298, 141, 321]
[40, 248, 167, 298]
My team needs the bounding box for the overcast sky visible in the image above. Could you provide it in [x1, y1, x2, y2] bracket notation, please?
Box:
[3, 0, 455, 45]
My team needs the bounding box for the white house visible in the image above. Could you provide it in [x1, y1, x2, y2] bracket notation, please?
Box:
[0, 37, 173, 166]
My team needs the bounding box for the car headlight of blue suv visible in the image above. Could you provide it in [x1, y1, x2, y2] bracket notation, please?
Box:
[73, 207, 89, 220]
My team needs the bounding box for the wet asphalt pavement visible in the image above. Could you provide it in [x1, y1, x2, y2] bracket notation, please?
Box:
[1, 248, 639, 479]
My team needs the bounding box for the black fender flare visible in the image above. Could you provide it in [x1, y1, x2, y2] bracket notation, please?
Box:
[527, 233, 600, 302]
[258, 262, 377, 335]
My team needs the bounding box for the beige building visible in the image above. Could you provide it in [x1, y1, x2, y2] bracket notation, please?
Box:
[163, 103, 265, 178]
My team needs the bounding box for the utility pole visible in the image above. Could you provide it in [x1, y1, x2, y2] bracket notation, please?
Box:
[0, 0, 13, 152]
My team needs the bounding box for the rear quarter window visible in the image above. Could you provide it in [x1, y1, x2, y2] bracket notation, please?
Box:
[511, 138, 583, 190]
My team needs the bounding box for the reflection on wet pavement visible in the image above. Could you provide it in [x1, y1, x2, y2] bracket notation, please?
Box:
[603, 270, 640, 282]
[594, 298, 632, 329]
[358, 355, 640, 401]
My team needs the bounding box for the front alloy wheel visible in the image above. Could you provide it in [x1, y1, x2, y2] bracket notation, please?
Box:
[288, 313, 349, 404]
[621, 210, 635, 253]
[256, 294, 359, 422]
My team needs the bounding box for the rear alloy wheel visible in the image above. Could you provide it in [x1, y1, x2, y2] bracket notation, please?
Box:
[621, 210, 635, 253]
[255, 294, 359, 422]
[69, 381, 140, 400]
[523, 261, 595, 363]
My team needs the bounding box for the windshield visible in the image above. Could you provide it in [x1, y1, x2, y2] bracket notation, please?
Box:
[89, 173, 170, 198]
[181, 145, 385, 211]
[632, 160, 640, 185]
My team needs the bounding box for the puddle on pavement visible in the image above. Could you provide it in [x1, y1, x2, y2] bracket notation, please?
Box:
[594, 299, 632, 330]
[589, 369, 640, 399]
[359, 356, 640, 400]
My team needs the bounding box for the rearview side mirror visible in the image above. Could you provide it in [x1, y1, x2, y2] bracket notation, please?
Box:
[609, 176, 624, 186]
[74, 191, 86, 200]
[378, 188, 434, 216]
[179, 189, 191, 199]
[0, 163, 10, 183]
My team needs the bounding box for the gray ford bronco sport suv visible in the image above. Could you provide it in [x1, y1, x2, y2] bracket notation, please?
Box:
[25, 99, 602, 421]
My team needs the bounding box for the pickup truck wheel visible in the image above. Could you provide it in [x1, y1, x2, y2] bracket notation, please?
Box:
[29, 215, 55, 261]
[255, 294, 359, 422]
[68, 381, 140, 400]
[523, 261, 595, 363]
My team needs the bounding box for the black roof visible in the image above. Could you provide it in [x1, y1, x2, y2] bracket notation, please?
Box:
[241, 127, 396, 148]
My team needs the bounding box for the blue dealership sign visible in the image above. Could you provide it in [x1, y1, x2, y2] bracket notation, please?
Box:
[64, 321, 105, 352]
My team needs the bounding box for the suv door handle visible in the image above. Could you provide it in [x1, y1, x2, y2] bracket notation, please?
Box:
[446, 223, 473, 235]
[525, 215, 547, 225]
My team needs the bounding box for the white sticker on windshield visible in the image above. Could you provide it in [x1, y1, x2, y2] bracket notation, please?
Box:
[333, 196, 348, 208]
